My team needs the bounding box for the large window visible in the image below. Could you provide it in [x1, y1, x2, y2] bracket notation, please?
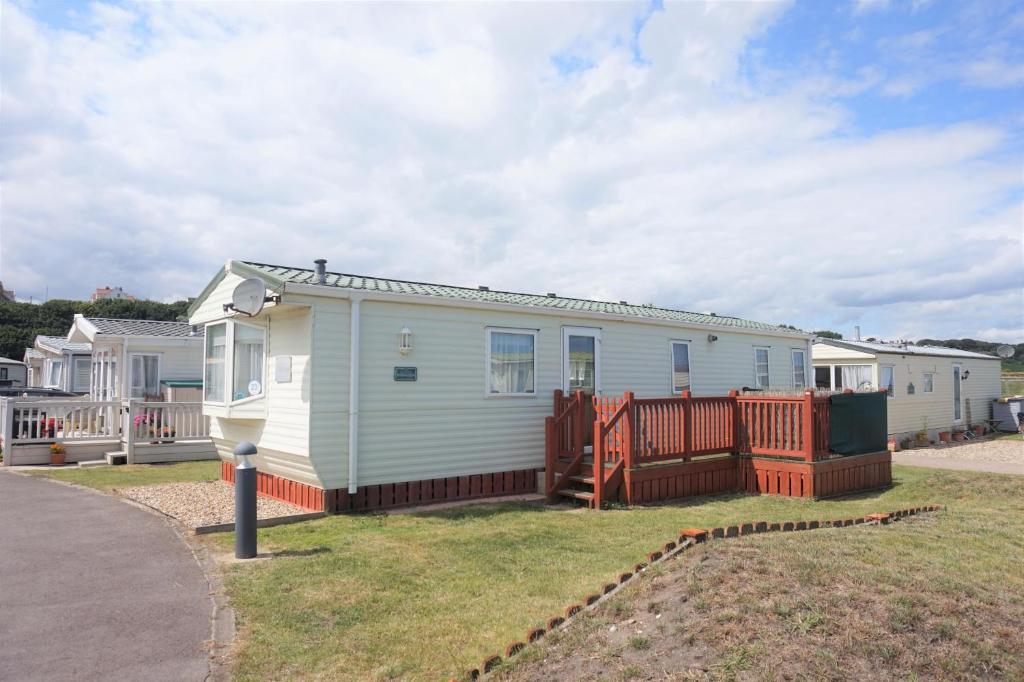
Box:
[791, 349, 806, 388]
[880, 365, 894, 397]
[671, 341, 691, 393]
[753, 347, 770, 389]
[487, 328, 536, 395]
[46, 360, 63, 388]
[205, 323, 227, 402]
[130, 354, 160, 399]
[232, 323, 265, 401]
[205, 321, 266, 404]
[814, 364, 874, 391]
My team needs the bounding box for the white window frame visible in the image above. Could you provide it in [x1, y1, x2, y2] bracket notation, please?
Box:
[229, 320, 267, 405]
[128, 353, 162, 400]
[880, 364, 895, 398]
[753, 346, 770, 390]
[922, 372, 934, 393]
[791, 349, 807, 389]
[203, 320, 268, 406]
[561, 326, 601, 395]
[45, 359, 63, 388]
[952, 363, 963, 423]
[669, 340, 693, 394]
[486, 327, 539, 398]
[72, 356, 92, 393]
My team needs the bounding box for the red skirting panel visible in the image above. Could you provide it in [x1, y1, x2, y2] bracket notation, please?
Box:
[619, 456, 739, 504]
[738, 451, 891, 498]
[221, 461, 541, 513]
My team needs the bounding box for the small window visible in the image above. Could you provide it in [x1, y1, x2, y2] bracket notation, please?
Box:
[753, 347, 770, 389]
[205, 323, 227, 403]
[46, 360, 63, 388]
[923, 373, 934, 393]
[73, 357, 91, 393]
[791, 349, 806, 388]
[880, 365, 894, 397]
[671, 341, 691, 393]
[0, 368, 7, 380]
[487, 329, 536, 395]
[814, 366, 830, 389]
[232, 323, 266, 401]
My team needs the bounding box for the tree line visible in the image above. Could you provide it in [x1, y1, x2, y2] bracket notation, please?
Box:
[0, 299, 191, 361]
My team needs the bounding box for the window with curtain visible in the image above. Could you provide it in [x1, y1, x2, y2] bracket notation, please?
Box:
[130, 355, 160, 399]
[923, 373, 934, 393]
[232, 324, 265, 401]
[567, 335, 595, 392]
[671, 342, 691, 393]
[46, 360, 63, 387]
[791, 349, 806, 388]
[880, 365, 894, 397]
[488, 329, 535, 395]
[835, 364, 872, 391]
[205, 323, 226, 402]
[753, 347, 770, 389]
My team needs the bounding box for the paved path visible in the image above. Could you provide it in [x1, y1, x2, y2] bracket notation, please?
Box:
[0, 472, 212, 682]
[892, 453, 1024, 475]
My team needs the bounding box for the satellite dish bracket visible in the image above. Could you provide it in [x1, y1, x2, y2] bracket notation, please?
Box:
[223, 294, 281, 317]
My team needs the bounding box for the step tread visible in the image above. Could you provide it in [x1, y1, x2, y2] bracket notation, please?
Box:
[557, 489, 595, 501]
[568, 474, 596, 485]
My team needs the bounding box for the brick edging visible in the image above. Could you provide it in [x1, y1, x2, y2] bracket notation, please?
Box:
[458, 504, 944, 680]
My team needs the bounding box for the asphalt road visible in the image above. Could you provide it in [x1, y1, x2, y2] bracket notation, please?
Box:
[0, 471, 211, 682]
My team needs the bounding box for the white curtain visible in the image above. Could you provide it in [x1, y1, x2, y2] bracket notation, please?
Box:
[841, 365, 873, 390]
[232, 325, 265, 400]
[490, 332, 535, 394]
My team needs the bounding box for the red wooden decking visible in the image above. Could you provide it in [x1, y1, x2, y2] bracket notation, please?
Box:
[546, 389, 890, 507]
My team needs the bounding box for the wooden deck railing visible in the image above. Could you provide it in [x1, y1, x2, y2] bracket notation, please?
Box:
[544, 390, 587, 502]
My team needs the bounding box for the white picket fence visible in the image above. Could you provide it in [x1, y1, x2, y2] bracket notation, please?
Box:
[1, 398, 209, 465]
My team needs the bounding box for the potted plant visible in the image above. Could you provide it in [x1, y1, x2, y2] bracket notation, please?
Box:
[972, 424, 986, 437]
[915, 429, 930, 447]
[49, 443, 66, 466]
[952, 430, 966, 442]
[938, 431, 951, 443]
[887, 437, 901, 453]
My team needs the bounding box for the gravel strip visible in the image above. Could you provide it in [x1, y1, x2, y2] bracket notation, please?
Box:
[119, 481, 306, 529]
[903, 437, 1023, 464]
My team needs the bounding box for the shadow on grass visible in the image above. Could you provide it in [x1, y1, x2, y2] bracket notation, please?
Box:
[273, 546, 332, 558]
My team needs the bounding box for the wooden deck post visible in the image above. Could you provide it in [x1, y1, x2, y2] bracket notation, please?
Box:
[623, 391, 634, 505]
[682, 390, 693, 461]
[802, 389, 815, 462]
[592, 419, 604, 510]
[544, 416, 555, 503]
[728, 390, 740, 455]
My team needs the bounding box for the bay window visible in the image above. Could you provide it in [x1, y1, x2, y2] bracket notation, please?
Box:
[204, 321, 265, 404]
[487, 328, 536, 395]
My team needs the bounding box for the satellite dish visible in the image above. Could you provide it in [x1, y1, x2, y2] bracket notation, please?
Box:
[996, 344, 1015, 359]
[231, 278, 267, 316]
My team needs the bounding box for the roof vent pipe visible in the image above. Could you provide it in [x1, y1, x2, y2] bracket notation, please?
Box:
[314, 259, 327, 285]
[855, 325, 861, 341]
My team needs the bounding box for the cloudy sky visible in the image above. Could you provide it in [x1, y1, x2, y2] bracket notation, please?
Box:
[2, 0, 1022, 341]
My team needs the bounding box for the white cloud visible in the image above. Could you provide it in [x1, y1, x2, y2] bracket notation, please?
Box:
[1, 1, 1021, 342]
[852, 0, 891, 16]
[961, 58, 1024, 89]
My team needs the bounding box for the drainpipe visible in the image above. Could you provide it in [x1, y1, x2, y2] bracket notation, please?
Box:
[348, 296, 362, 494]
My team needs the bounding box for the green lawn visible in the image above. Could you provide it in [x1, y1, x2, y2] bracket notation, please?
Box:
[208, 465, 1024, 681]
[23, 460, 220, 491]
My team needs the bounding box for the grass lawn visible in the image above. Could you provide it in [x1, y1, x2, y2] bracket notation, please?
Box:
[208, 465, 1024, 681]
[22, 460, 220, 491]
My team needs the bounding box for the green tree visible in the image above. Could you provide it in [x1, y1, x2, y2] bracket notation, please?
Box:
[813, 330, 843, 339]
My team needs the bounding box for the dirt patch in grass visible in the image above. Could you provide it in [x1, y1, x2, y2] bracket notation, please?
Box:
[503, 512, 1024, 681]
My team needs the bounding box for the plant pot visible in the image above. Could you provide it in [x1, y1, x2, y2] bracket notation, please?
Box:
[938, 431, 950, 443]
[952, 432, 966, 442]
[887, 438, 900, 453]
[50, 453, 66, 466]
[972, 426, 985, 437]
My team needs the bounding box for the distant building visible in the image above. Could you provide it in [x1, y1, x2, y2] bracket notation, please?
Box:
[90, 286, 136, 302]
[0, 281, 15, 302]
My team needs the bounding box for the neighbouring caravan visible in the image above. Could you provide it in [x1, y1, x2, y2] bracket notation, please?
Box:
[67, 315, 205, 401]
[190, 259, 820, 512]
[0, 357, 28, 388]
[26, 336, 92, 393]
[812, 339, 1002, 440]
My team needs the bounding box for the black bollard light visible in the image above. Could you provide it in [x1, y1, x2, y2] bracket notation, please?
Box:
[233, 441, 258, 559]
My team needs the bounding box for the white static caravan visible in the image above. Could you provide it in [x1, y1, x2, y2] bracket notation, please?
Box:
[812, 339, 1002, 440]
[0, 357, 28, 388]
[29, 335, 92, 393]
[67, 316, 204, 401]
[189, 259, 815, 512]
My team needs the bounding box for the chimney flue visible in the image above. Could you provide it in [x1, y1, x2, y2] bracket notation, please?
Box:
[855, 325, 861, 341]
[314, 259, 327, 285]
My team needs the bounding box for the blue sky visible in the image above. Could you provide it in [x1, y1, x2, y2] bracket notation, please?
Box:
[2, 0, 1022, 341]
